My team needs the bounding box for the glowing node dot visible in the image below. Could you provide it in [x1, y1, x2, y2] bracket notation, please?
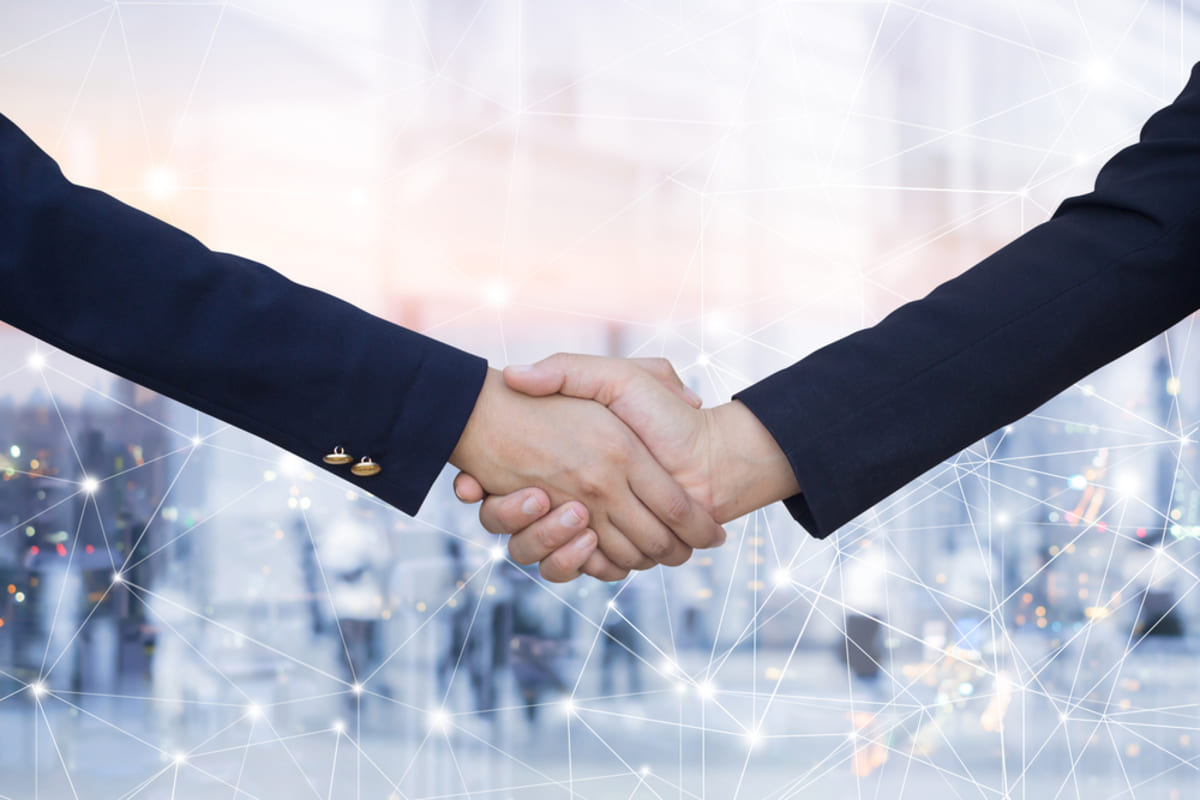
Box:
[698, 680, 716, 700]
[1084, 59, 1113, 87]
[483, 281, 510, 308]
[246, 704, 261, 719]
[173, 752, 187, 765]
[428, 709, 450, 733]
[1017, 187, 1029, 199]
[1166, 376, 1182, 396]
[351, 682, 364, 695]
[81, 476, 100, 494]
[145, 166, 178, 200]
[9, 445, 20, 458]
[772, 568, 792, 587]
[28, 353, 46, 371]
[607, 600, 617, 611]
[561, 698, 576, 716]
[192, 436, 202, 447]
[112, 572, 124, 585]
[696, 352, 711, 367]
[332, 719, 346, 733]
[490, 545, 505, 561]
[745, 728, 762, 748]
[30, 681, 45, 698]
[639, 765, 651, 776]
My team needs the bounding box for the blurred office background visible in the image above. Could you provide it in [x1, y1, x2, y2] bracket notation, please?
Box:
[2, 1, 1200, 797]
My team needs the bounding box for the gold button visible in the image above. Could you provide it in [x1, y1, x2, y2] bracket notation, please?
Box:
[351, 457, 381, 477]
[323, 446, 353, 465]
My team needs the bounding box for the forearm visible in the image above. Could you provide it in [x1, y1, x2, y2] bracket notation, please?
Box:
[0, 113, 486, 514]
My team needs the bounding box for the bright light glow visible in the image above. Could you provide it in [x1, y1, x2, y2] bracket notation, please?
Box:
[112, 572, 124, 585]
[246, 704, 262, 719]
[484, 281, 510, 308]
[995, 512, 1010, 527]
[145, 166, 179, 200]
[659, 658, 678, 676]
[745, 728, 762, 748]
[428, 709, 450, 733]
[30, 681, 45, 698]
[698, 681, 716, 700]
[639, 765, 651, 776]
[278, 454, 303, 478]
[696, 352, 711, 367]
[561, 698, 576, 715]
[1115, 472, 1141, 496]
[1084, 59, 1113, 87]
[27, 353, 45, 371]
[81, 476, 100, 494]
[8, 445, 19, 459]
[490, 545, 505, 561]
[191, 436, 202, 447]
[351, 682, 363, 695]
[173, 752, 187, 765]
[772, 568, 792, 587]
[332, 719, 346, 733]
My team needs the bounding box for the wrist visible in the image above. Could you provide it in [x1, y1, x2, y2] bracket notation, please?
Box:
[448, 367, 504, 478]
[706, 400, 800, 522]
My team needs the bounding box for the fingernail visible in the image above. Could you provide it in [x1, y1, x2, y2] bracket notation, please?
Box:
[560, 507, 584, 528]
[684, 387, 703, 406]
[572, 530, 597, 552]
[521, 495, 544, 516]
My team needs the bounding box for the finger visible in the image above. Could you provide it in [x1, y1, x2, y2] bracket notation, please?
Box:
[579, 548, 630, 582]
[477, 488, 557, 536]
[630, 357, 703, 408]
[627, 451, 726, 551]
[507, 501, 590, 564]
[592, 516, 657, 572]
[453, 472, 487, 504]
[537, 530, 599, 582]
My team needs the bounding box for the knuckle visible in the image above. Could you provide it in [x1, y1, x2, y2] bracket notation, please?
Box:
[535, 522, 564, 552]
[659, 491, 694, 528]
[644, 534, 678, 562]
[661, 544, 693, 567]
[610, 548, 645, 572]
[540, 558, 575, 583]
[508, 539, 538, 566]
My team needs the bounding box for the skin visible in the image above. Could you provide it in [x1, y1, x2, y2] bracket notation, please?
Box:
[447, 367, 726, 575]
[454, 356, 801, 581]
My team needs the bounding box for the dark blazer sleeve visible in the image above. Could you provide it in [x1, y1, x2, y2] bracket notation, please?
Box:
[0, 113, 487, 515]
[735, 62, 1200, 539]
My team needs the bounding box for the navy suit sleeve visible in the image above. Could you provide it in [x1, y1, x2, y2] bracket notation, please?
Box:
[735, 62, 1200, 538]
[0, 113, 487, 516]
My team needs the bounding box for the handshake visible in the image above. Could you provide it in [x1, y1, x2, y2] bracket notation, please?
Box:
[447, 354, 800, 583]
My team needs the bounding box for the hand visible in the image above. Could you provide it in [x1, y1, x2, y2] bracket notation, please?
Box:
[448, 368, 725, 575]
[455, 356, 801, 581]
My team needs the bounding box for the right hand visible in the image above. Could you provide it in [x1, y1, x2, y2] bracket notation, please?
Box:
[448, 368, 725, 575]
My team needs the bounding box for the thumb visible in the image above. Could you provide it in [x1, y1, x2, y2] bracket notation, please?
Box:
[503, 353, 634, 405]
